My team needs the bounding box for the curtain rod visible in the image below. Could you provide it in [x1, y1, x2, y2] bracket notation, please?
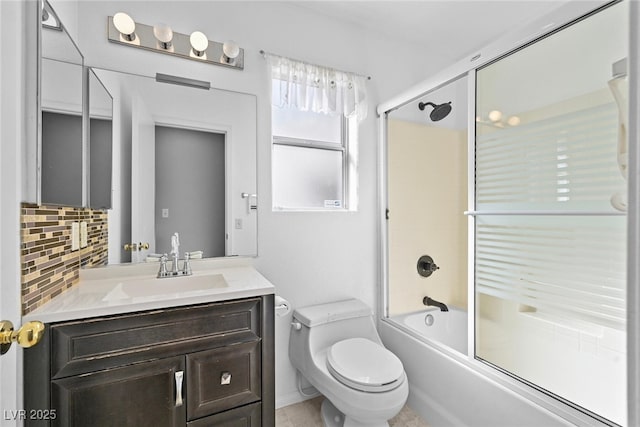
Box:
[259, 49, 372, 81]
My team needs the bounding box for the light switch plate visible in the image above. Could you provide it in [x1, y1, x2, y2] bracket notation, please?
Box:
[71, 222, 80, 251]
[80, 221, 88, 248]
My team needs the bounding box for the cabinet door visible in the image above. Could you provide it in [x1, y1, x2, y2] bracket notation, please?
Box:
[52, 357, 186, 427]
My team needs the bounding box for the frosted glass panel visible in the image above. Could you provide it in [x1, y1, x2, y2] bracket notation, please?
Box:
[474, 2, 627, 424]
[476, 103, 625, 211]
[273, 145, 343, 209]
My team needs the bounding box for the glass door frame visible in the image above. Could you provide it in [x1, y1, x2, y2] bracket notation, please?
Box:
[377, 1, 639, 425]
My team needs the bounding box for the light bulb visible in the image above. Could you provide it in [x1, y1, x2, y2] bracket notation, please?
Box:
[153, 23, 173, 48]
[507, 116, 521, 126]
[190, 31, 209, 57]
[113, 12, 136, 41]
[222, 40, 240, 60]
[488, 110, 502, 122]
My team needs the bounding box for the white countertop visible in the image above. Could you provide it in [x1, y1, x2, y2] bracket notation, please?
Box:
[23, 257, 275, 323]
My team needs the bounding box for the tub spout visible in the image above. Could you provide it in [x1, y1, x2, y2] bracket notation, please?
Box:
[423, 296, 449, 312]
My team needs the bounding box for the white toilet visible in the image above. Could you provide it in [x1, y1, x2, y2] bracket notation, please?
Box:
[289, 299, 409, 427]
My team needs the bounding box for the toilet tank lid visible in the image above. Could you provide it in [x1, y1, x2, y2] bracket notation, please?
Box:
[293, 299, 372, 327]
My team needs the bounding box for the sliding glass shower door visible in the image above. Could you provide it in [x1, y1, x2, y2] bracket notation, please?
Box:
[474, 2, 628, 424]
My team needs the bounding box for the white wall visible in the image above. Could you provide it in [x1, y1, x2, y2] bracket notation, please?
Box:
[0, 0, 31, 420]
[51, 0, 441, 407]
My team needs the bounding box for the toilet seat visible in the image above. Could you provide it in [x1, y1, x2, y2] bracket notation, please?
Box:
[326, 338, 405, 393]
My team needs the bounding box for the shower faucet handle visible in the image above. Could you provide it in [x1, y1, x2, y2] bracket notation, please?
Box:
[417, 255, 439, 278]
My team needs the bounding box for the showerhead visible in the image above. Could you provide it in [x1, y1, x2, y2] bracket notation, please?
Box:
[418, 101, 452, 122]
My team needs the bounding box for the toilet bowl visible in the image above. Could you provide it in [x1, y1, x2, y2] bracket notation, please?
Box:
[289, 299, 409, 427]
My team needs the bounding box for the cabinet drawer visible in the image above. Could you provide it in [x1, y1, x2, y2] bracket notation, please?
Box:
[51, 298, 261, 379]
[187, 341, 261, 420]
[187, 402, 261, 427]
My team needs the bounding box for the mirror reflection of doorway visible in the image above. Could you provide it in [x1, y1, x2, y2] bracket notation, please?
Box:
[154, 126, 226, 258]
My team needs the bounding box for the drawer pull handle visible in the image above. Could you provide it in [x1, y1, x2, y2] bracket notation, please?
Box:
[175, 371, 184, 407]
[221, 371, 232, 385]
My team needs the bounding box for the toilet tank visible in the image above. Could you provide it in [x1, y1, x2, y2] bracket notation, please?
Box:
[289, 299, 382, 370]
[293, 299, 373, 327]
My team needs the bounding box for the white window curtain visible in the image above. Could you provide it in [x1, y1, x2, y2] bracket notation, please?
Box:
[267, 54, 368, 121]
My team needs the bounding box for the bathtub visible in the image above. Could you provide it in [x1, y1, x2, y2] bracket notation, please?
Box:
[379, 310, 579, 427]
[396, 307, 468, 354]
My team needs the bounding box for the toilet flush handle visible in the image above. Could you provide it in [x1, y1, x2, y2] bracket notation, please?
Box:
[291, 321, 302, 331]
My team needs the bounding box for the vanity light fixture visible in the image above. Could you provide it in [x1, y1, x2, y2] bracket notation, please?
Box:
[107, 14, 244, 69]
[476, 110, 522, 128]
[190, 31, 209, 57]
[113, 12, 136, 41]
[153, 23, 173, 50]
[488, 109, 502, 122]
[222, 40, 240, 64]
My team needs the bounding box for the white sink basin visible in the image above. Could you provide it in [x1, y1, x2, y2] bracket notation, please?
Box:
[102, 273, 228, 301]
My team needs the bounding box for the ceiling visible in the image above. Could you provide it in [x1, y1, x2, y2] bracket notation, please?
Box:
[292, 1, 571, 64]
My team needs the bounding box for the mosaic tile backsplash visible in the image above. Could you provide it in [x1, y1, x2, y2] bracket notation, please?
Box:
[21, 204, 108, 315]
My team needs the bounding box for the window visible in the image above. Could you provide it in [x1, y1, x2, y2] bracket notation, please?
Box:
[266, 53, 367, 211]
[271, 94, 353, 210]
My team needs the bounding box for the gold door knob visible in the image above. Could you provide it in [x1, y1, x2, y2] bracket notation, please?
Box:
[0, 320, 45, 355]
[138, 242, 150, 251]
[123, 243, 138, 251]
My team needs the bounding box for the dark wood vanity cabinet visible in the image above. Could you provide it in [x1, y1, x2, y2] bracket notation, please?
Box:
[24, 295, 274, 427]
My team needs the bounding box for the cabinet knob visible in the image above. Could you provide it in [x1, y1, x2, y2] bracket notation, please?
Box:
[220, 371, 232, 385]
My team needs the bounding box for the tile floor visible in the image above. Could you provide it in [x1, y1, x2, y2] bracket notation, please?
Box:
[275, 396, 429, 427]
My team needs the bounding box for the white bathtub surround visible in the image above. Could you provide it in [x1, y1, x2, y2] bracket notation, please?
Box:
[396, 307, 468, 354]
[379, 320, 583, 427]
[478, 308, 626, 424]
[386, 119, 468, 316]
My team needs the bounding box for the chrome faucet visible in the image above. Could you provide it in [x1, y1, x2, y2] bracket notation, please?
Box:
[170, 232, 180, 273]
[157, 233, 193, 278]
[423, 296, 449, 312]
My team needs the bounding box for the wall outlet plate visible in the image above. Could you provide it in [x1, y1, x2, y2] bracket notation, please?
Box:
[80, 221, 88, 248]
[71, 222, 80, 251]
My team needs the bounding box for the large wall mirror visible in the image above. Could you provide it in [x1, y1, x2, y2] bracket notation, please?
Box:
[40, 0, 84, 207]
[91, 68, 258, 265]
[88, 68, 114, 209]
[38, 0, 258, 266]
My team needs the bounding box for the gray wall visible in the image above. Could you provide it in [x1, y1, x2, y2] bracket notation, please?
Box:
[154, 126, 225, 258]
[89, 118, 113, 209]
[41, 112, 82, 206]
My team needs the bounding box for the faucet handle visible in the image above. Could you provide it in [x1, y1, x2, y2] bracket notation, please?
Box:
[182, 252, 192, 275]
[158, 254, 168, 277]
